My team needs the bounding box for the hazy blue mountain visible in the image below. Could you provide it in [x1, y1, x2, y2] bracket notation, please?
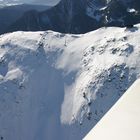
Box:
[0, 4, 50, 34]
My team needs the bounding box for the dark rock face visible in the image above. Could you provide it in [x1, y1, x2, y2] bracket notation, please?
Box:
[2, 0, 140, 34]
[38, 0, 99, 33]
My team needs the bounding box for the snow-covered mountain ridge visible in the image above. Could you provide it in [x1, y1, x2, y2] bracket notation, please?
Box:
[0, 24, 140, 140]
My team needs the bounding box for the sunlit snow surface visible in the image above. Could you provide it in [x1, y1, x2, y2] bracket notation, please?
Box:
[0, 25, 140, 140]
[84, 79, 140, 140]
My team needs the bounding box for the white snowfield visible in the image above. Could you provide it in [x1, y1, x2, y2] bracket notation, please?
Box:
[0, 24, 140, 140]
[84, 79, 140, 140]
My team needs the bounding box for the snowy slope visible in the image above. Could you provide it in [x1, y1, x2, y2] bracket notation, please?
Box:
[84, 79, 140, 140]
[0, 24, 140, 140]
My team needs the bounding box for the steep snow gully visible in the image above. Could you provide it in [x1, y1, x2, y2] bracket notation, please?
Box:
[0, 24, 140, 140]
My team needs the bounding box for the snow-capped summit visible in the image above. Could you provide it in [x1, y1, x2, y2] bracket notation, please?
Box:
[0, 24, 140, 140]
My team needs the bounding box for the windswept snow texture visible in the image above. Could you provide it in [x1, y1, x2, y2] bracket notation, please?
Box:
[0, 25, 140, 140]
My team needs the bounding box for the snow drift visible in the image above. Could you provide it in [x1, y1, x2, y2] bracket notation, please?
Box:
[0, 24, 140, 140]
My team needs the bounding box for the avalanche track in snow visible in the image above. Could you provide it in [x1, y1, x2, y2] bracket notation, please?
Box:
[0, 24, 140, 140]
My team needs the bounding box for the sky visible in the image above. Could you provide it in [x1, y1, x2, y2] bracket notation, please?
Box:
[0, 0, 60, 6]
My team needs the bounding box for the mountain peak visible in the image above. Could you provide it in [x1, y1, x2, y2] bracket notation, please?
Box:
[1, 0, 140, 34]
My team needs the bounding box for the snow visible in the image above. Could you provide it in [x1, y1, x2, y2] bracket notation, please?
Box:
[0, 24, 140, 140]
[5, 68, 22, 80]
[127, 8, 137, 13]
[83, 79, 140, 140]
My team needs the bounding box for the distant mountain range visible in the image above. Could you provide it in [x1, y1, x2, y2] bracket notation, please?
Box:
[0, 4, 50, 35]
[1, 0, 140, 35]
